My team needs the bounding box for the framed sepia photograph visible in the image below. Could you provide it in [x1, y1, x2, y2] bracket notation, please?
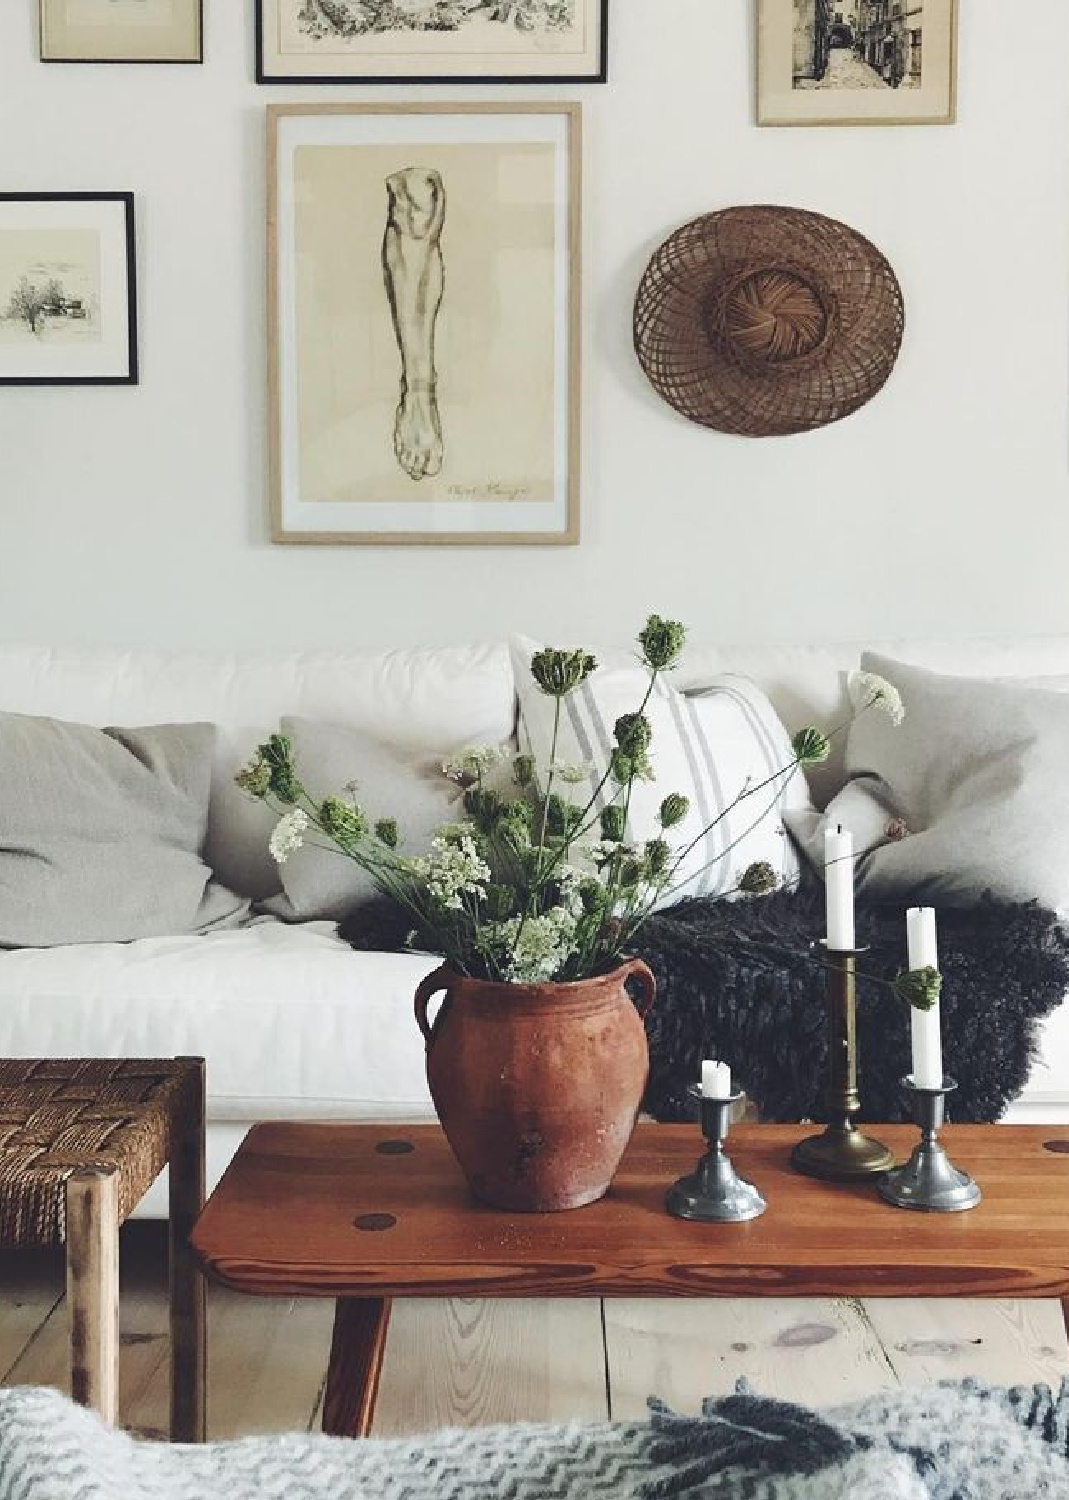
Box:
[257, 1, 607, 84]
[0, 193, 138, 387]
[268, 103, 580, 546]
[40, 0, 204, 64]
[758, 0, 958, 126]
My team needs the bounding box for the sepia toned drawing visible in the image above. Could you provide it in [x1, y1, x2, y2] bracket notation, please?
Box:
[383, 166, 446, 482]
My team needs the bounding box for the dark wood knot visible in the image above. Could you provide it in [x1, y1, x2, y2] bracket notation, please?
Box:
[1042, 1140, 1069, 1154]
[354, 1212, 397, 1232]
[375, 1139, 415, 1156]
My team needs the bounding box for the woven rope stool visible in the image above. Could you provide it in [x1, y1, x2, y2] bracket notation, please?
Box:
[0, 1057, 205, 1439]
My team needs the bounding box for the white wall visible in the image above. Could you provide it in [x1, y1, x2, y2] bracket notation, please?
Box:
[1, 0, 1068, 653]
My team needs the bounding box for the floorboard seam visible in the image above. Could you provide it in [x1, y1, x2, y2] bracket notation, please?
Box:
[598, 1301, 613, 1421]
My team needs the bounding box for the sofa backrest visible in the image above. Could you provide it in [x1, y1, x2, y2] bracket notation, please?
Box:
[5, 633, 1069, 899]
[0, 644, 516, 898]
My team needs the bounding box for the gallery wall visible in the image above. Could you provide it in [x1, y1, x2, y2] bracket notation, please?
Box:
[1, 0, 1068, 653]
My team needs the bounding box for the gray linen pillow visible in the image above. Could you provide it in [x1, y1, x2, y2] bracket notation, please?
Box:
[262, 717, 474, 924]
[0, 713, 248, 947]
[785, 653, 1069, 915]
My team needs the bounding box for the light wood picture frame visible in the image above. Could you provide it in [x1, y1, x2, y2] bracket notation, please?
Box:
[0, 192, 138, 387]
[256, 0, 607, 85]
[40, 0, 204, 64]
[758, 1, 958, 127]
[268, 103, 581, 547]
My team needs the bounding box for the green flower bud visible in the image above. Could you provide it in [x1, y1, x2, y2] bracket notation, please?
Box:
[894, 966, 943, 1013]
[638, 614, 686, 671]
[659, 792, 689, 830]
[544, 792, 581, 839]
[579, 877, 604, 915]
[320, 795, 368, 846]
[464, 786, 503, 832]
[235, 754, 271, 799]
[738, 860, 777, 896]
[530, 647, 597, 698]
[374, 818, 398, 849]
[792, 727, 831, 766]
[619, 858, 645, 889]
[263, 734, 300, 804]
[610, 747, 654, 784]
[614, 712, 653, 760]
[512, 752, 536, 788]
[645, 837, 671, 878]
[600, 805, 626, 842]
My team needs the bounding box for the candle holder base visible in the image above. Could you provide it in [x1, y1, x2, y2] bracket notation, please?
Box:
[878, 1078, 981, 1213]
[666, 1087, 766, 1223]
[791, 1125, 897, 1183]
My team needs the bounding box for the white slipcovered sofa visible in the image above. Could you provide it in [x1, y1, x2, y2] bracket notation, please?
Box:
[3, 635, 1068, 1215]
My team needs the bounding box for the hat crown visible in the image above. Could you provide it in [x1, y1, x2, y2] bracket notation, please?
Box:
[720, 269, 829, 366]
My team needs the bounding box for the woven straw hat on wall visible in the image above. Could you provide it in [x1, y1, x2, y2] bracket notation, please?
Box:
[633, 205, 905, 438]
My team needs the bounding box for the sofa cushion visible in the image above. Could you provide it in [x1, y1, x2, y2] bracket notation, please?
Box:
[512, 640, 809, 901]
[0, 916, 437, 1121]
[261, 717, 494, 924]
[0, 714, 248, 948]
[787, 652, 1069, 915]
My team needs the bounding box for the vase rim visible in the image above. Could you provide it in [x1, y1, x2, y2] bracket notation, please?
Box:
[439, 956, 642, 1005]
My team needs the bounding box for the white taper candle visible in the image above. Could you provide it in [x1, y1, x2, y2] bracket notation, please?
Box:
[824, 824, 855, 951]
[701, 1060, 732, 1099]
[906, 906, 943, 1090]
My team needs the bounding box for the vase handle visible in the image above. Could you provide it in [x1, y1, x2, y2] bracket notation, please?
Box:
[414, 964, 452, 1047]
[622, 957, 656, 1019]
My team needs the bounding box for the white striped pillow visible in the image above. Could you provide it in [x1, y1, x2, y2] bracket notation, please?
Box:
[512, 641, 809, 904]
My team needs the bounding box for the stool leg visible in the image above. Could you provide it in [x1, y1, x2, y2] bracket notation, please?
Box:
[66, 1168, 120, 1424]
[169, 1056, 206, 1443]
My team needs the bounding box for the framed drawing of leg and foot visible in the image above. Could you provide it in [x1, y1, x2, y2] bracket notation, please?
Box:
[268, 103, 581, 546]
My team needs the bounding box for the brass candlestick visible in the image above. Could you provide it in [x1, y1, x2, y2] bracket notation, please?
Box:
[791, 946, 895, 1182]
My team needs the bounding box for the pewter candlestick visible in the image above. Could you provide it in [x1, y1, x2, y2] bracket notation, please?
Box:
[791, 945, 896, 1182]
[666, 1084, 766, 1223]
[878, 1077, 981, 1212]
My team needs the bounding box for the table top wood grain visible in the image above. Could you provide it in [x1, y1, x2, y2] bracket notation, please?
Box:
[190, 1122, 1069, 1301]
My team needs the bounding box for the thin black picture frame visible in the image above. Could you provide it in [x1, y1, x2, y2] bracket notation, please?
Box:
[254, 0, 608, 85]
[0, 192, 138, 388]
[39, 0, 204, 64]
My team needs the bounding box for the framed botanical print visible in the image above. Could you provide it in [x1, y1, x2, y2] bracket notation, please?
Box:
[268, 104, 580, 546]
[758, 0, 958, 126]
[256, 1, 607, 85]
[40, 0, 204, 64]
[0, 194, 138, 387]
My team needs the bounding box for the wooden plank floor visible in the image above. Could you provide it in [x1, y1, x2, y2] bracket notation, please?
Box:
[2, 1224, 1066, 1439]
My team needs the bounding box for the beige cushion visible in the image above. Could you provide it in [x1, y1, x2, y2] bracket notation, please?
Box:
[787, 652, 1069, 915]
[0, 714, 248, 948]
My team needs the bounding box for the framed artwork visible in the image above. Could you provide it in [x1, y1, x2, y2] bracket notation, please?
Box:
[0, 193, 137, 387]
[757, 0, 958, 126]
[268, 103, 581, 546]
[256, 1, 607, 85]
[40, 0, 204, 64]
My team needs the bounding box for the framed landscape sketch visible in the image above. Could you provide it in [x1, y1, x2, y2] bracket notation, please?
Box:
[268, 103, 580, 546]
[40, 0, 203, 63]
[758, 0, 957, 126]
[257, 1, 607, 84]
[0, 194, 137, 386]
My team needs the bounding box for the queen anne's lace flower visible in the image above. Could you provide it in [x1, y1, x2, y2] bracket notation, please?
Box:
[442, 745, 500, 785]
[500, 907, 579, 984]
[849, 671, 905, 726]
[411, 834, 491, 911]
[269, 809, 310, 864]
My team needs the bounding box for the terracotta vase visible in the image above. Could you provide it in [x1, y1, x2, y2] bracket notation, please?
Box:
[414, 958, 655, 1212]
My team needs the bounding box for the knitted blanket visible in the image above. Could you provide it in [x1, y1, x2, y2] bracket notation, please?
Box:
[2, 1380, 1068, 1500]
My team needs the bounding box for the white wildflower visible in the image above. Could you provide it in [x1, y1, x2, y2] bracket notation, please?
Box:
[849, 671, 905, 726]
[411, 833, 491, 911]
[551, 760, 594, 785]
[501, 907, 579, 984]
[269, 808, 310, 864]
[441, 745, 500, 784]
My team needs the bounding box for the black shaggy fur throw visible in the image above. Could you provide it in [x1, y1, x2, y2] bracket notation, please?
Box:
[341, 888, 1069, 1124]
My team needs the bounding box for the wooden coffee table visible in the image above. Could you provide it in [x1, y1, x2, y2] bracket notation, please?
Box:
[191, 1120, 1069, 1438]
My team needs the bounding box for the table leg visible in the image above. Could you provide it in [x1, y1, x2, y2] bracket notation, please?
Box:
[170, 1057, 207, 1443]
[66, 1168, 120, 1424]
[322, 1297, 393, 1438]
